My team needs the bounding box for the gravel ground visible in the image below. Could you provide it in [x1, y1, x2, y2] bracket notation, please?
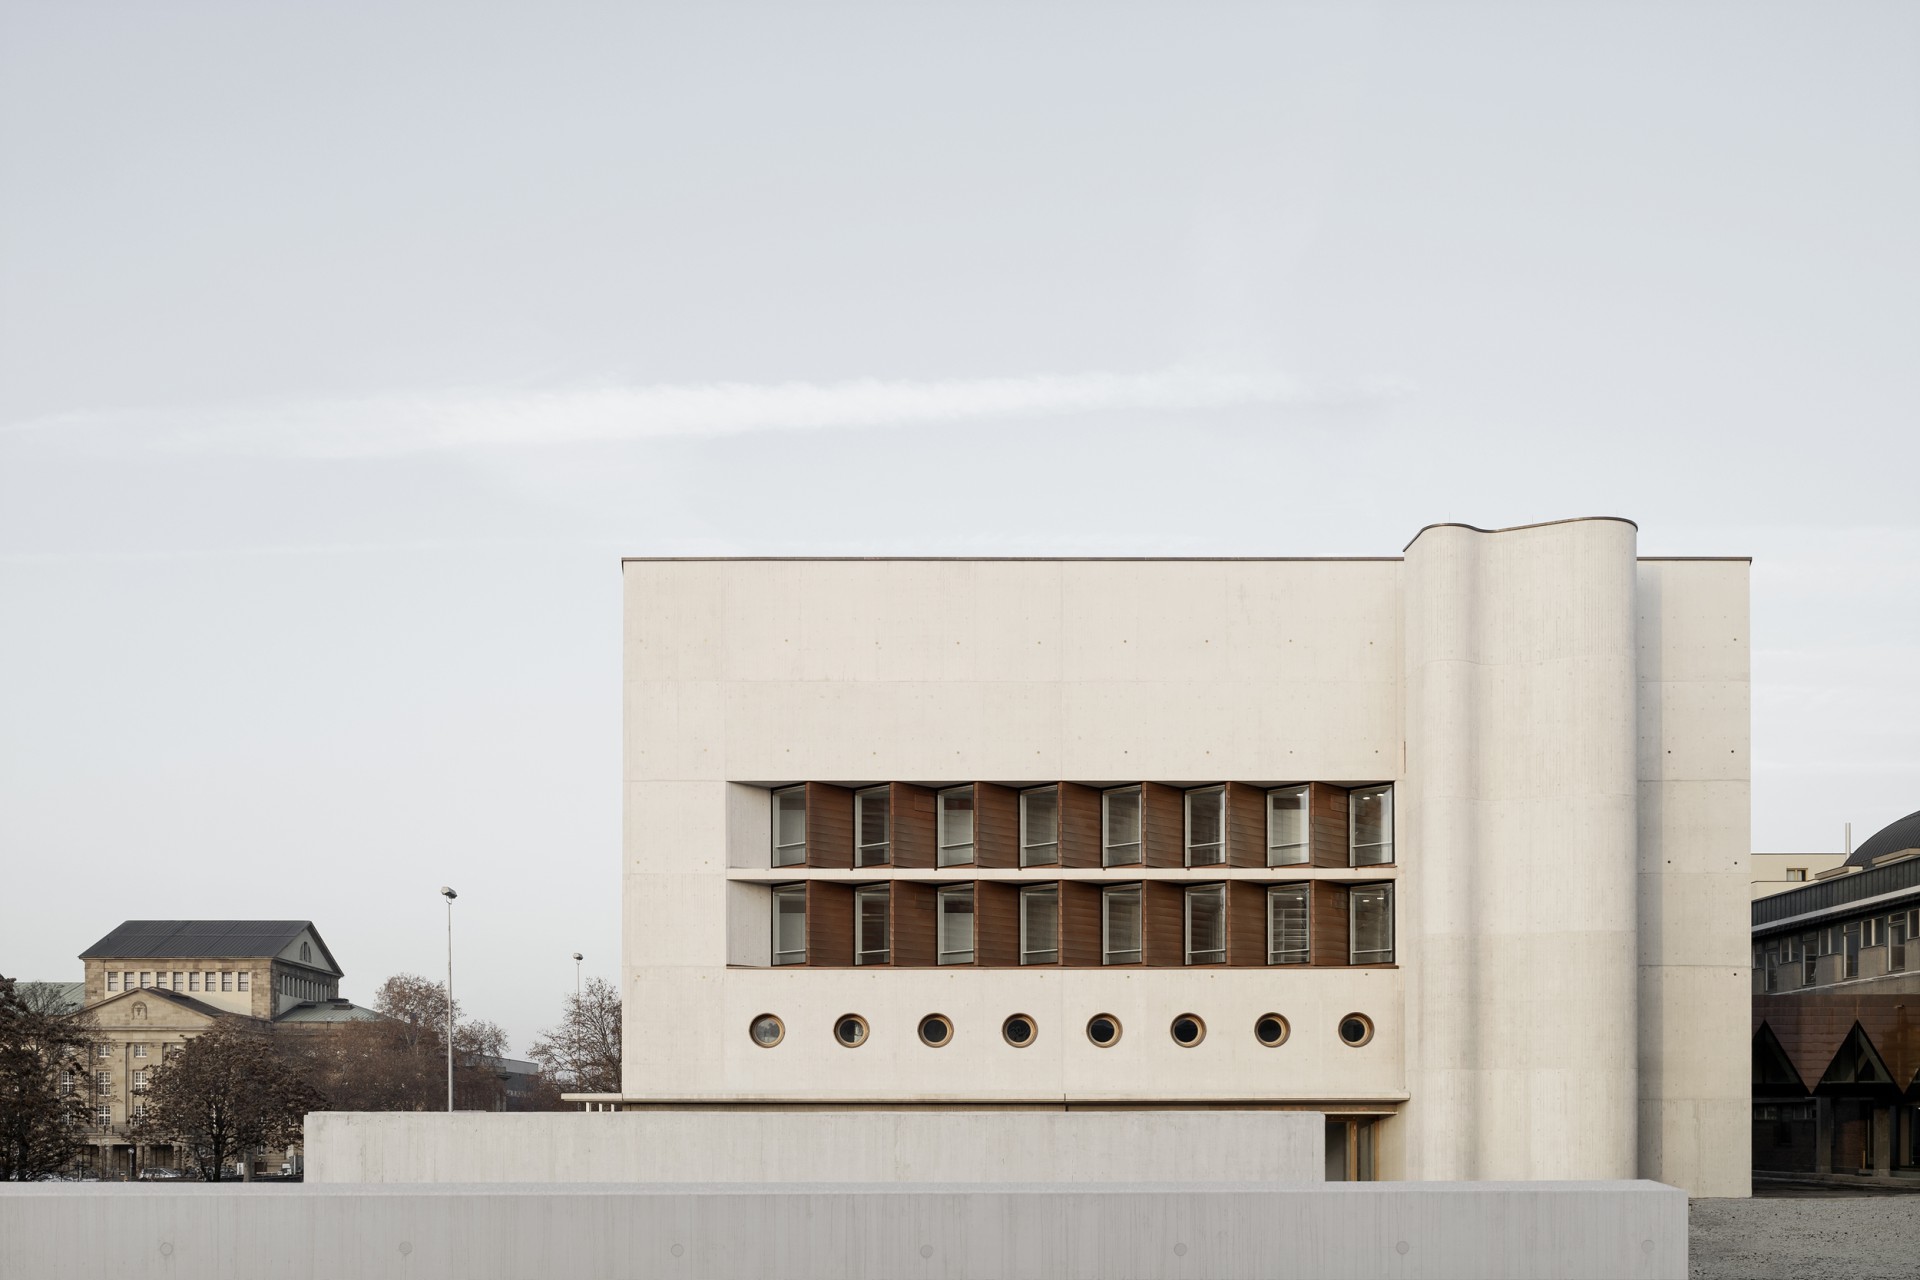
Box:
[1691, 1195, 1920, 1280]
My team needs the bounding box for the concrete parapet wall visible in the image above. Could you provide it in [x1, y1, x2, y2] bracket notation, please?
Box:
[0, 1180, 1687, 1280]
[304, 1109, 1323, 1184]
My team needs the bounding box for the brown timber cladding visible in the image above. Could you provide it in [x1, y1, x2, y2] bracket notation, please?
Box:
[1060, 881, 1102, 966]
[1310, 881, 1350, 966]
[890, 881, 936, 967]
[1227, 881, 1265, 966]
[1141, 881, 1183, 966]
[1309, 783, 1351, 869]
[1225, 783, 1265, 868]
[974, 783, 1018, 869]
[805, 783, 853, 869]
[1752, 993, 1920, 1095]
[891, 783, 936, 869]
[975, 881, 1019, 966]
[1058, 784, 1101, 869]
[805, 882, 854, 966]
[1142, 783, 1183, 868]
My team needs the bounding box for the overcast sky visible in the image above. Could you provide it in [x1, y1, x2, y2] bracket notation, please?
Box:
[2, 2, 1916, 1054]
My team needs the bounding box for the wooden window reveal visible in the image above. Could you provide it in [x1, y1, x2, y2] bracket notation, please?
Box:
[890, 783, 937, 869]
[1058, 784, 1103, 869]
[1060, 880, 1103, 966]
[1310, 881, 1351, 966]
[804, 783, 854, 869]
[1141, 783, 1184, 868]
[805, 881, 855, 967]
[974, 881, 1019, 967]
[1309, 783, 1352, 870]
[973, 783, 1020, 869]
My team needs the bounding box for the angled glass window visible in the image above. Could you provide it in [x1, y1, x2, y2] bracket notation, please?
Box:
[772, 786, 807, 867]
[1103, 786, 1142, 867]
[938, 885, 975, 964]
[1350, 884, 1395, 965]
[1020, 786, 1059, 867]
[1267, 785, 1309, 866]
[854, 885, 890, 966]
[1020, 884, 1059, 965]
[1267, 884, 1309, 965]
[772, 885, 807, 965]
[937, 786, 975, 867]
[855, 786, 890, 867]
[1102, 884, 1142, 965]
[1185, 883, 1226, 964]
[1185, 786, 1225, 867]
[1349, 785, 1393, 866]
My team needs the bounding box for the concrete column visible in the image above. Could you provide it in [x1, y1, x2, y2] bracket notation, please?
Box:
[1814, 1098, 1833, 1173]
[1872, 1107, 1892, 1176]
[1401, 519, 1641, 1181]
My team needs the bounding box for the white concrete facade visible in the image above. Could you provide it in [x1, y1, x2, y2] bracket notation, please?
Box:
[618, 520, 1750, 1194]
[0, 1180, 1689, 1280]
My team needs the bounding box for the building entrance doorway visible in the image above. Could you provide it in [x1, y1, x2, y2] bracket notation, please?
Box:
[1325, 1116, 1378, 1181]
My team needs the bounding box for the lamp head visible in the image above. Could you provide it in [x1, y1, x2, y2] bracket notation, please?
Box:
[440, 886, 458, 901]
[572, 952, 583, 962]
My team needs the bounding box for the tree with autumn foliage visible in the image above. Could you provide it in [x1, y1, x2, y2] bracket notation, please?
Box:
[0, 975, 99, 1180]
[131, 1018, 322, 1181]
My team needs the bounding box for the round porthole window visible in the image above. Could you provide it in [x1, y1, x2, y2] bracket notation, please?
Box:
[1254, 1014, 1289, 1047]
[1170, 1014, 1206, 1047]
[1085, 1014, 1122, 1047]
[918, 1014, 954, 1047]
[835, 1014, 870, 1048]
[1001, 1014, 1037, 1048]
[749, 1014, 785, 1048]
[1338, 1014, 1374, 1047]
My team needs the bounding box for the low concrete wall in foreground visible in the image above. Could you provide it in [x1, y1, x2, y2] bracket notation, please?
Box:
[305, 1109, 1324, 1184]
[0, 1181, 1685, 1280]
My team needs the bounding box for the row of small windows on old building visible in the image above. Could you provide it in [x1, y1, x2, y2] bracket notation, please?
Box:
[1755, 907, 1917, 991]
[106, 970, 248, 994]
[770, 879, 1394, 968]
[771, 781, 1394, 870]
[744, 1010, 1376, 1050]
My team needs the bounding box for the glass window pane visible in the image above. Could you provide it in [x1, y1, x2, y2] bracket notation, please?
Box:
[938, 887, 975, 964]
[1268, 884, 1309, 964]
[1186, 788, 1224, 867]
[938, 787, 975, 866]
[1267, 786, 1308, 865]
[773, 888, 807, 965]
[1350, 885, 1394, 964]
[1349, 785, 1393, 866]
[1021, 885, 1059, 964]
[1021, 787, 1059, 866]
[855, 788, 890, 867]
[773, 788, 807, 866]
[1186, 884, 1225, 964]
[856, 887, 889, 965]
[1103, 885, 1141, 964]
[1104, 787, 1142, 866]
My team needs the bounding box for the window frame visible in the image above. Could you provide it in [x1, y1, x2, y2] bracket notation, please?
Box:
[854, 884, 891, 966]
[771, 884, 808, 966]
[1184, 883, 1227, 965]
[1267, 882, 1310, 965]
[936, 786, 976, 867]
[1102, 883, 1143, 965]
[1102, 786, 1143, 867]
[1019, 884, 1059, 965]
[1184, 785, 1226, 868]
[1348, 784, 1394, 866]
[1266, 784, 1310, 866]
[854, 786, 891, 868]
[1349, 883, 1395, 965]
[771, 785, 807, 867]
[937, 884, 976, 965]
[1019, 785, 1060, 867]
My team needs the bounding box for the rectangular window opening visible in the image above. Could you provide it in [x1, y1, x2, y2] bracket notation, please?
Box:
[1267, 785, 1309, 866]
[772, 786, 807, 867]
[1020, 885, 1059, 965]
[1102, 884, 1142, 965]
[771, 885, 807, 966]
[1268, 883, 1310, 965]
[854, 787, 891, 867]
[937, 787, 975, 867]
[1103, 787, 1142, 867]
[1349, 785, 1394, 866]
[938, 886, 975, 964]
[1350, 884, 1395, 964]
[855, 885, 890, 966]
[1020, 786, 1059, 867]
[1185, 883, 1226, 964]
[1185, 786, 1225, 867]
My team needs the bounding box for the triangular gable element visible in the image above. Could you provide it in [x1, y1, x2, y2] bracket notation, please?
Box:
[272, 925, 344, 978]
[1752, 1024, 1807, 1093]
[1766, 1007, 1862, 1089]
[1817, 1023, 1897, 1090]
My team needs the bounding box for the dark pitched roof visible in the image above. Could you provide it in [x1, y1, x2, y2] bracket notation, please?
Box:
[1846, 808, 1920, 869]
[80, 921, 343, 976]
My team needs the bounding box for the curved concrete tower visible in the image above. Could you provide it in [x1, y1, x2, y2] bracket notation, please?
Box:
[1401, 518, 1642, 1180]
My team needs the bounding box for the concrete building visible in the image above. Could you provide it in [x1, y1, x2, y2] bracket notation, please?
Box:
[67, 920, 377, 1177]
[1751, 851, 1851, 899]
[597, 517, 1752, 1195]
[1750, 808, 1920, 1180]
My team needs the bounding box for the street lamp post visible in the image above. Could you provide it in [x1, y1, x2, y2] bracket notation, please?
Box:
[440, 886, 458, 1112]
[572, 952, 583, 1003]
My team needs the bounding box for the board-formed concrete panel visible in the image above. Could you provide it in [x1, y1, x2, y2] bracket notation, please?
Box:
[0, 1180, 1687, 1280]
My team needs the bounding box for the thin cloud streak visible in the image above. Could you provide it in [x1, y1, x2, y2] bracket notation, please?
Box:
[13, 367, 1386, 459]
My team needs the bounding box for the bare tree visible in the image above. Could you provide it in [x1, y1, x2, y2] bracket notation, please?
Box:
[529, 977, 621, 1096]
[133, 1019, 322, 1181]
[288, 975, 518, 1112]
[0, 975, 98, 1180]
